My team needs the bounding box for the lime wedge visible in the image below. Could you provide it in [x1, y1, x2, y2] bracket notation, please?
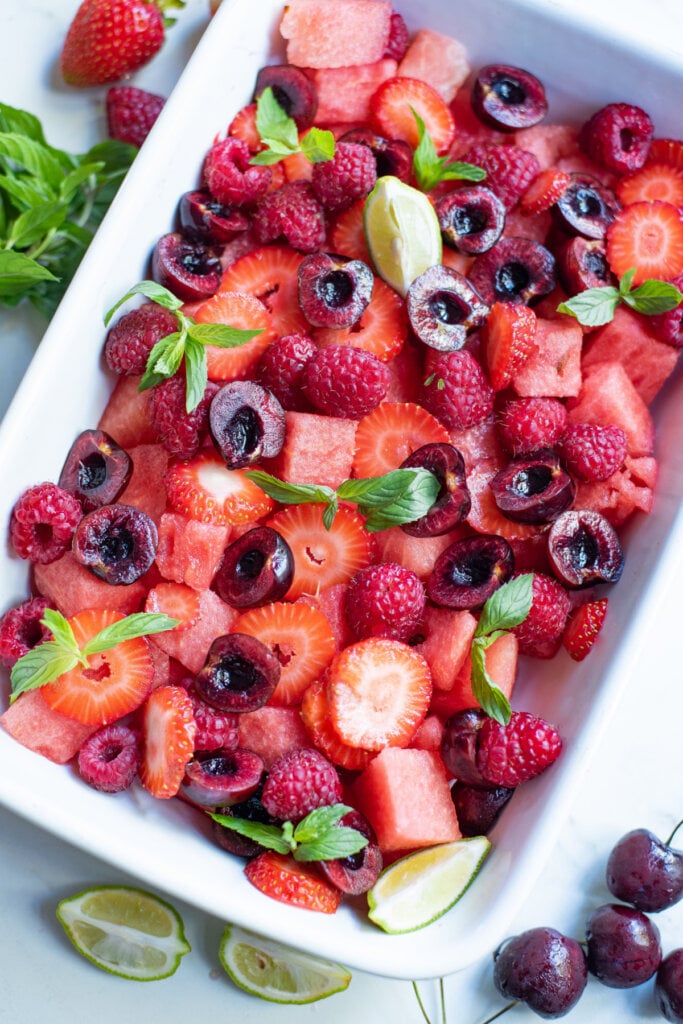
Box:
[363, 174, 443, 297]
[219, 923, 351, 1004]
[56, 885, 191, 981]
[367, 836, 491, 934]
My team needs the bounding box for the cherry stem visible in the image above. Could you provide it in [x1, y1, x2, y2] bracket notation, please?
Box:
[412, 981, 434, 1024]
[476, 1001, 519, 1024]
[666, 818, 683, 847]
[439, 977, 447, 1024]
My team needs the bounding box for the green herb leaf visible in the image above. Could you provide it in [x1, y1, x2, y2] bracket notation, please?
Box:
[412, 110, 485, 191]
[182, 333, 209, 414]
[8, 201, 67, 249]
[291, 804, 352, 844]
[104, 280, 183, 325]
[623, 278, 683, 316]
[81, 613, 179, 657]
[300, 127, 336, 164]
[10, 644, 79, 702]
[41, 609, 81, 656]
[619, 266, 636, 296]
[475, 574, 534, 638]
[556, 287, 621, 326]
[210, 803, 368, 862]
[358, 468, 440, 532]
[209, 814, 292, 855]
[251, 88, 335, 167]
[558, 268, 683, 326]
[0, 250, 58, 297]
[245, 470, 337, 508]
[470, 641, 512, 726]
[187, 323, 263, 347]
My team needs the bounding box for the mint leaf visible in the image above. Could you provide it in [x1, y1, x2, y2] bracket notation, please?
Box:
[412, 109, 485, 191]
[619, 267, 636, 296]
[301, 127, 336, 164]
[10, 644, 79, 701]
[294, 826, 369, 862]
[104, 280, 183, 325]
[475, 574, 534, 638]
[358, 468, 440, 532]
[182, 333, 208, 414]
[209, 814, 292, 855]
[557, 287, 621, 326]
[470, 641, 512, 726]
[291, 804, 352, 844]
[251, 88, 335, 167]
[0, 250, 58, 297]
[210, 803, 368, 862]
[623, 278, 683, 316]
[41, 609, 81, 657]
[187, 323, 262, 347]
[245, 470, 337, 508]
[81, 613, 179, 656]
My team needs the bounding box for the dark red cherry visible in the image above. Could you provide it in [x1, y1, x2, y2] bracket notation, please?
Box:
[178, 189, 250, 244]
[209, 381, 286, 469]
[194, 633, 280, 712]
[151, 232, 222, 303]
[494, 927, 588, 1016]
[436, 186, 506, 255]
[407, 264, 489, 351]
[180, 747, 264, 809]
[427, 534, 514, 609]
[547, 509, 624, 588]
[606, 826, 683, 913]
[253, 64, 318, 129]
[469, 237, 557, 306]
[553, 174, 620, 239]
[585, 903, 662, 988]
[58, 429, 132, 512]
[399, 442, 471, 537]
[72, 504, 157, 584]
[656, 950, 683, 1022]
[213, 526, 294, 608]
[298, 252, 374, 329]
[317, 810, 383, 895]
[490, 450, 575, 524]
[472, 65, 548, 131]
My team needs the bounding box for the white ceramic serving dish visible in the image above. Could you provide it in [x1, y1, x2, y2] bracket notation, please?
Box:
[1, 0, 683, 981]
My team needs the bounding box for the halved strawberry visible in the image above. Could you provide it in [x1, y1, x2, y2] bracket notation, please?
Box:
[139, 684, 196, 799]
[483, 301, 538, 391]
[352, 401, 450, 477]
[165, 449, 275, 526]
[645, 138, 683, 170]
[231, 602, 336, 705]
[192, 289, 274, 381]
[41, 609, 154, 726]
[144, 582, 201, 632]
[562, 598, 608, 661]
[244, 850, 342, 913]
[520, 167, 571, 214]
[313, 278, 408, 362]
[370, 76, 455, 154]
[329, 199, 371, 262]
[325, 637, 432, 750]
[616, 163, 683, 208]
[266, 504, 373, 599]
[300, 678, 372, 771]
[218, 246, 308, 337]
[228, 103, 263, 153]
[606, 200, 683, 285]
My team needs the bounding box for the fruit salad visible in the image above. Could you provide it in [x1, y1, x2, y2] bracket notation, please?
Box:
[2, 0, 683, 969]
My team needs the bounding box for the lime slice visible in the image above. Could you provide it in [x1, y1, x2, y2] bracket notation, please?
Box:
[367, 836, 491, 934]
[363, 174, 443, 297]
[56, 885, 191, 981]
[219, 923, 351, 1004]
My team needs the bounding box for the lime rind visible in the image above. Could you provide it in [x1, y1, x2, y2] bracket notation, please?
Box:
[56, 884, 191, 981]
[367, 835, 492, 934]
[219, 923, 351, 1004]
[363, 174, 443, 298]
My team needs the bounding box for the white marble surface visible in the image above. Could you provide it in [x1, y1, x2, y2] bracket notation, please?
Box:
[2, 1, 683, 1021]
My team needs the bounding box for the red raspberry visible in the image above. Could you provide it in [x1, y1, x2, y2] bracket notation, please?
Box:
[10, 482, 82, 564]
[77, 723, 141, 793]
[203, 135, 272, 206]
[311, 142, 377, 212]
[476, 710, 562, 788]
[462, 143, 541, 209]
[498, 397, 568, 456]
[186, 688, 239, 751]
[579, 102, 654, 174]
[560, 422, 628, 482]
[302, 345, 390, 418]
[252, 181, 326, 253]
[0, 596, 53, 667]
[106, 85, 165, 148]
[345, 562, 426, 642]
[512, 572, 571, 659]
[104, 302, 177, 376]
[256, 333, 317, 411]
[421, 349, 494, 430]
[260, 747, 343, 822]
[148, 375, 219, 459]
[649, 272, 683, 347]
[384, 10, 410, 60]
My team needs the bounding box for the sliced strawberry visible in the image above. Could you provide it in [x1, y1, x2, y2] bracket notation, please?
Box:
[645, 138, 683, 170]
[244, 850, 342, 913]
[41, 609, 154, 726]
[228, 103, 263, 153]
[483, 302, 538, 391]
[352, 401, 450, 477]
[300, 678, 372, 770]
[370, 76, 455, 154]
[266, 504, 373, 599]
[192, 289, 274, 381]
[606, 200, 683, 285]
[313, 278, 408, 362]
[520, 167, 571, 214]
[330, 199, 371, 262]
[562, 598, 608, 661]
[231, 601, 336, 705]
[326, 637, 432, 750]
[218, 246, 309, 337]
[616, 163, 683, 208]
[144, 582, 201, 632]
[165, 449, 275, 526]
[139, 684, 196, 799]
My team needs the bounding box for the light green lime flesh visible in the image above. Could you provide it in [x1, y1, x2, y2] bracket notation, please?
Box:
[56, 885, 191, 981]
[367, 835, 491, 934]
[219, 923, 351, 1004]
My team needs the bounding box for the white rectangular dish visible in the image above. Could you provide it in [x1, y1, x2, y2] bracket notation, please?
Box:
[1, 0, 683, 981]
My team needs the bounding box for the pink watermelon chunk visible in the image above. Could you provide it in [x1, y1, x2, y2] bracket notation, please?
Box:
[308, 59, 397, 124]
[397, 29, 470, 104]
[512, 124, 579, 169]
[297, 583, 353, 651]
[567, 361, 655, 456]
[574, 454, 658, 525]
[512, 317, 583, 398]
[384, 339, 423, 403]
[98, 375, 157, 448]
[1, 689, 96, 764]
[118, 443, 169, 524]
[410, 714, 444, 751]
[149, 588, 238, 674]
[415, 606, 477, 691]
[238, 706, 311, 769]
[429, 632, 518, 720]
[280, 0, 392, 69]
[155, 512, 231, 590]
[33, 551, 152, 618]
[353, 746, 461, 852]
[449, 415, 503, 471]
[264, 410, 357, 490]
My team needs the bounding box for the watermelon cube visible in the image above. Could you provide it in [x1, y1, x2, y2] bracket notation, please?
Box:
[238, 706, 312, 769]
[582, 306, 679, 405]
[98, 375, 157, 448]
[264, 410, 357, 489]
[512, 124, 579, 169]
[410, 714, 444, 752]
[280, 0, 392, 69]
[567, 361, 655, 456]
[297, 583, 353, 651]
[449, 414, 503, 471]
[353, 747, 461, 851]
[429, 632, 518, 720]
[308, 59, 397, 124]
[397, 29, 470, 104]
[118, 443, 169, 524]
[33, 551, 152, 618]
[149, 588, 238, 674]
[415, 606, 477, 691]
[574, 454, 658, 526]
[155, 512, 231, 590]
[1, 689, 95, 764]
[512, 317, 582, 398]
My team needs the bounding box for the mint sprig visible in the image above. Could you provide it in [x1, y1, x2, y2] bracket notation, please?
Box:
[104, 281, 263, 413]
[10, 609, 180, 702]
[411, 110, 486, 192]
[250, 88, 335, 166]
[211, 803, 368, 862]
[556, 267, 683, 327]
[245, 467, 440, 532]
[470, 574, 534, 726]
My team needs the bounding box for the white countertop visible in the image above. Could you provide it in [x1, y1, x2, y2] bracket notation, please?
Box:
[2, 2, 683, 1021]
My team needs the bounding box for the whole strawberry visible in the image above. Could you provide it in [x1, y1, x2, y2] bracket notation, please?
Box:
[60, 0, 185, 88]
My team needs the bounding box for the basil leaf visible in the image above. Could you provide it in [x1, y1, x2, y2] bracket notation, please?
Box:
[0, 102, 46, 143]
[556, 286, 621, 326]
[81, 613, 180, 657]
[470, 640, 512, 726]
[182, 333, 208, 413]
[42, 608, 80, 655]
[245, 470, 337, 507]
[295, 827, 369, 862]
[104, 280, 183, 325]
[0, 171, 51, 209]
[359, 469, 440, 532]
[10, 644, 79, 701]
[187, 323, 262, 347]
[475, 574, 534, 638]
[301, 127, 335, 163]
[322, 500, 339, 531]
[0, 132, 64, 191]
[60, 163, 105, 203]
[209, 814, 291, 855]
[624, 278, 683, 316]
[250, 148, 291, 167]
[0, 250, 58, 295]
[9, 202, 67, 248]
